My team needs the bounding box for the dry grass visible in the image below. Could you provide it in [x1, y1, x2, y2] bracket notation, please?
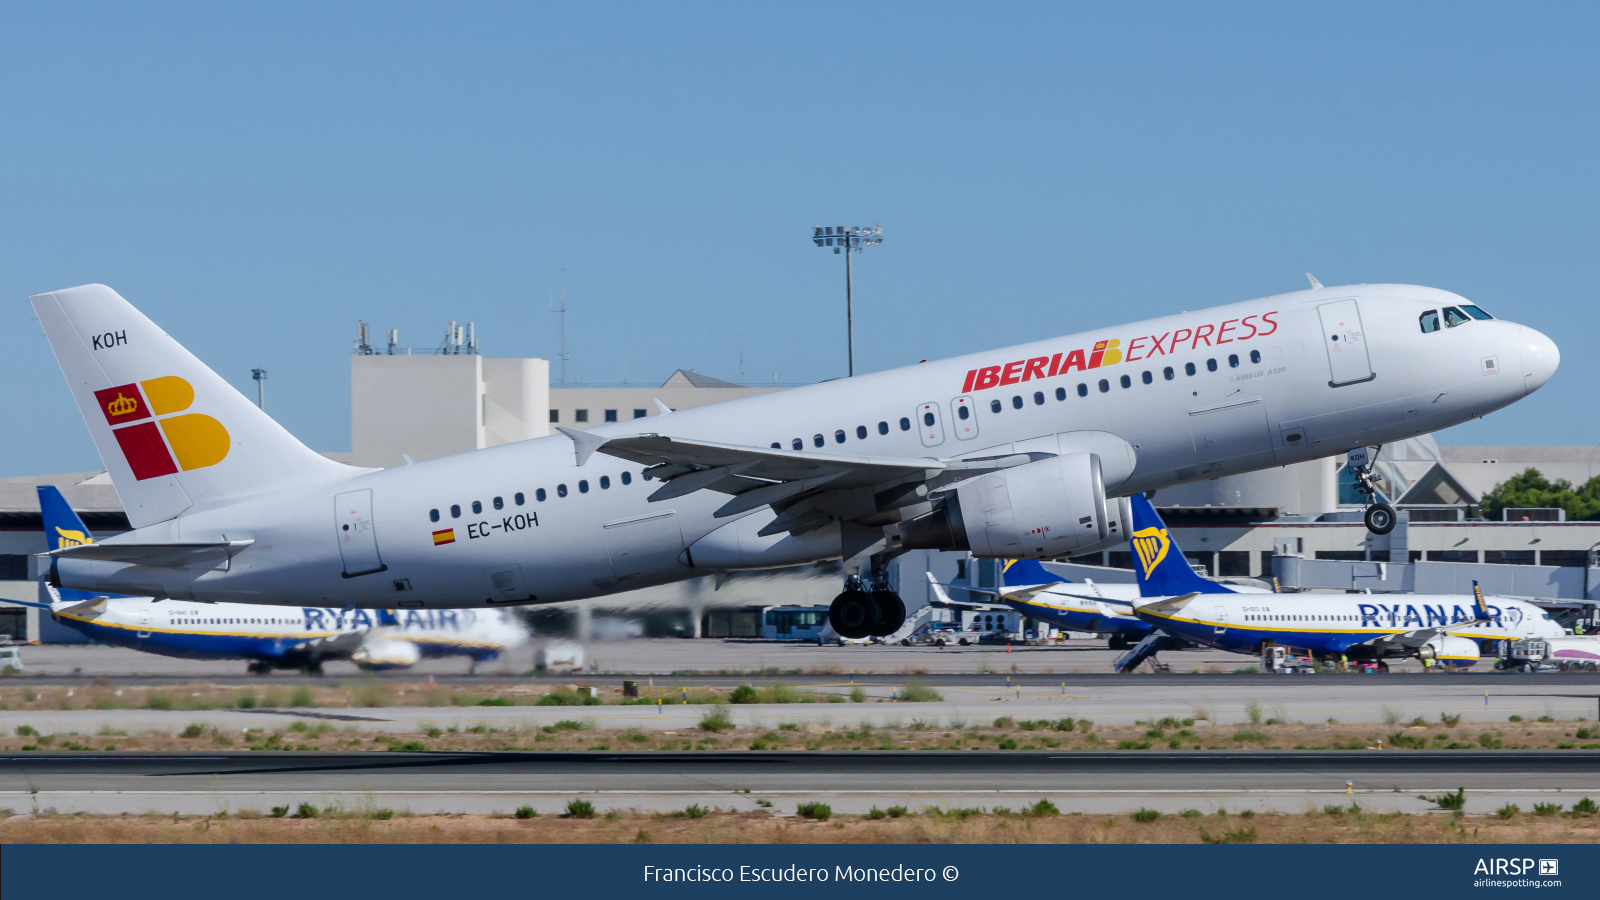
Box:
[1, 808, 1595, 844]
[4, 714, 1598, 754]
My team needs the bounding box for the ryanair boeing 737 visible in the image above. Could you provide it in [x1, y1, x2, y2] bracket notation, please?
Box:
[1124, 495, 1567, 667]
[30, 280, 1557, 639]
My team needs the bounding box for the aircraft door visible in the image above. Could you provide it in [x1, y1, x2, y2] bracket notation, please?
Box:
[335, 490, 386, 577]
[1189, 399, 1271, 473]
[949, 396, 979, 440]
[1317, 299, 1375, 386]
[1213, 605, 1228, 635]
[915, 402, 945, 447]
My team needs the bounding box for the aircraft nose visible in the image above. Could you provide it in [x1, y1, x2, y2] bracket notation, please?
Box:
[1517, 325, 1560, 396]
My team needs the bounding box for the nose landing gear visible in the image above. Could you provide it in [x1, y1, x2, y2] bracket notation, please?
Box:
[1347, 446, 1396, 535]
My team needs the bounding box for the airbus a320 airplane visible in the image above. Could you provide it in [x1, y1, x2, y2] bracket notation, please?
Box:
[32, 280, 1556, 640]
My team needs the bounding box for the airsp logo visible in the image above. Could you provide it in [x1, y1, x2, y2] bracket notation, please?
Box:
[1539, 859, 1559, 876]
[1473, 858, 1553, 876]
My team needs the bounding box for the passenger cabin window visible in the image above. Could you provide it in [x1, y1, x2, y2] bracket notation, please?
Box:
[429, 509, 440, 522]
[515, 493, 525, 505]
[536, 488, 547, 501]
[1185, 362, 1196, 376]
[493, 496, 503, 510]
[899, 417, 911, 431]
[450, 504, 461, 518]
[1055, 387, 1066, 401]
[792, 438, 803, 450]
[1141, 370, 1152, 384]
[1163, 366, 1174, 380]
[1077, 383, 1088, 396]
[1098, 379, 1109, 393]
[1117, 374, 1129, 388]
[878, 421, 889, 434]
[579, 480, 589, 493]
[771, 442, 781, 448]
[1011, 395, 1023, 409]
[835, 430, 846, 444]
[1206, 358, 1218, 372]
[856, 425, 868, 439]
[599, 476, 610, 489]
[1250, 349, 1261, 364]
[557, 484, 568, 498]
[472, 501, 482, 514]
[1228, 354, 1239, 368]
[923, 411, 936, 426]
[991, 399, 1002, 413]
[1033, 391, 1044, 405]
[1461, 304, 1493, 320]
[813, 434, 825, 448]
[621, 472, 632, 485]
[958, 405, 970, 420]
[1444, 306, 1470, 328]
[1419, 310, 1440, 333]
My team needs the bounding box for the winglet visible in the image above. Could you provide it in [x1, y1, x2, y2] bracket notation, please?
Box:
[1472, 580, 1491, 620]
[1306, 273, 1323, 289]
[653, 399, 672, 416]
[556, 426, 606, 466]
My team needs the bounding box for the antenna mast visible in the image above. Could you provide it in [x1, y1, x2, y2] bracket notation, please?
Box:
[553, 273, 570, 387]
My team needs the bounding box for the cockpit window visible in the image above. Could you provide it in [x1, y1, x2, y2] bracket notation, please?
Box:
[1461, 304, 1493, 320]
[1443, 306, 1471, 328]
[1419, 310, 1440, 333]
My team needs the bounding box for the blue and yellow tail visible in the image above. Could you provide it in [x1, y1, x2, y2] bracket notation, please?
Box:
[1128, 493, 1235, 597]
[1001, 558, 1063, 588]
[39, 485, 95, 551]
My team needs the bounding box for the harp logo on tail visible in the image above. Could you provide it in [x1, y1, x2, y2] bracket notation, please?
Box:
[1131, 526, 1171, 580]
[92, 376, 230, 481]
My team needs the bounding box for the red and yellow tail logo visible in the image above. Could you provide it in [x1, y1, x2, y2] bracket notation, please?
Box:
[93, 376, 229, 481]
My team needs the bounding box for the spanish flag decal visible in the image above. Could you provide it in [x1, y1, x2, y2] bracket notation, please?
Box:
[432, 529, 456, 546]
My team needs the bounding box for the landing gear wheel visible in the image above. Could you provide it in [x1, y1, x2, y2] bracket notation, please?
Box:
[868, 590, 905, 638]
[1364, 502, 1397, 535]
[829, 589, 876, 641]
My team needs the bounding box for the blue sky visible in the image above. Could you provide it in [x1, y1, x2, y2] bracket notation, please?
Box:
[2, 3, 1597, 474]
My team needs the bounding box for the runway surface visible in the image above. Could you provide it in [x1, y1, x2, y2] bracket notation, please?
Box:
[3, 750, 1596, 817]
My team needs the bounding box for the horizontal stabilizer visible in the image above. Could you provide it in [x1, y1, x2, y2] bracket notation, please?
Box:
[46, 540, 254, 569]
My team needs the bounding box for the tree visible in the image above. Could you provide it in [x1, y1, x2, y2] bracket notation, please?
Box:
[1479, 468, 1600, 522]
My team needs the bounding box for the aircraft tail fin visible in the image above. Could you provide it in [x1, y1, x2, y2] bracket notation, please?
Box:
[30, 285, 354, 527]
[38, 485, 95, 551]
[1128, 493, 1235, 597]
[1001, 558, 1063, 587]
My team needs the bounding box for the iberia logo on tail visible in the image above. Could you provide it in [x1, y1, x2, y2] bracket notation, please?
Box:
[92, 376, 230, 481]
[1131, 526, 1171, 580]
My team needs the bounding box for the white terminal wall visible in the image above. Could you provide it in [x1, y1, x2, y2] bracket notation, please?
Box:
[351, 356, 551, 468]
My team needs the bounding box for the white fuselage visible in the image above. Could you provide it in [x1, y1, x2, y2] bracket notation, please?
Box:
[59, 283, 1557, 609]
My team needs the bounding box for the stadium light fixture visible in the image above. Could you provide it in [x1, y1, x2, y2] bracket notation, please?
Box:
[812, 223, 883, 377]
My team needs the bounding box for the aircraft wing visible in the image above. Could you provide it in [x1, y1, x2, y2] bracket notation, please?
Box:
[45, 540, 255, 569]
[570, 431, 1046, 536]
[1351, 622, 1483, 650]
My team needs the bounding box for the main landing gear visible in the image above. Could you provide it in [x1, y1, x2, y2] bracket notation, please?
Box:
[1347, 446, 1396, 536]
[829, 583, 906, 641]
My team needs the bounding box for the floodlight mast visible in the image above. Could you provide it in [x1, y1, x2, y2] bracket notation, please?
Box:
[812, 223, 883, 377]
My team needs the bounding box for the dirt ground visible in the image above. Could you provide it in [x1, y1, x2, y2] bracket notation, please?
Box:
[6, 703, 1598, 753]
[1, 807, 1596, 844]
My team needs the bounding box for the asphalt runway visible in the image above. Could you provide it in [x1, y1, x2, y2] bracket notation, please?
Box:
[2, 750, 1595, 817]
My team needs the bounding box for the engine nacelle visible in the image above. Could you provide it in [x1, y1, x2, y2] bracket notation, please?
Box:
[902, 453, 1131, 559]
[1416, 635, 1481, 667]
[682, 511, 843, 571]
[352, 637, 422, 670]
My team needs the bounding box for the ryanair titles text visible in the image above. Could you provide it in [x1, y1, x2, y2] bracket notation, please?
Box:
[643, 864, 946, 883]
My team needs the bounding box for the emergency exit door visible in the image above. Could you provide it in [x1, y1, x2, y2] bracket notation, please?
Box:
[1317, 299, 1375, 387]
[335, 489, 386, 577]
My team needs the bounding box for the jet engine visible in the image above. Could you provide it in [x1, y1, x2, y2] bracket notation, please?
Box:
[352, 636, 422, 670]
[901, 452, 1133, 559]
[1415, 635, 1481, 667]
